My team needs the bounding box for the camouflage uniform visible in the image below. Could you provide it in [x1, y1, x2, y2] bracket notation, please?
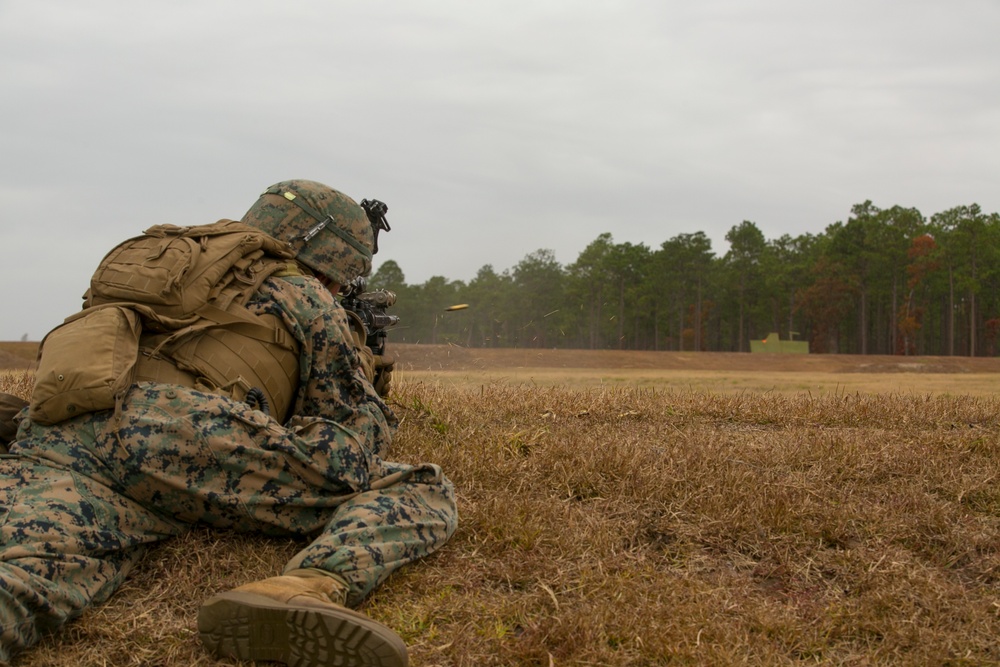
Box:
[0, 272, 457, 661]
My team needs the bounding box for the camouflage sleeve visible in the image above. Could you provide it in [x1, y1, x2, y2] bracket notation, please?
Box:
[251, 276, 398, 458]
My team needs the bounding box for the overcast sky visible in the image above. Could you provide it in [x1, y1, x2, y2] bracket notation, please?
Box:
[2, 0, 998, 341]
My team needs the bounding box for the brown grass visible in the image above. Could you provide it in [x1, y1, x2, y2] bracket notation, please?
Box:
[2, 346, 999, 665]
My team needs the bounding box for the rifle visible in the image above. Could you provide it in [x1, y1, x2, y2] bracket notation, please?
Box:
[340, 277, 398, 396]
[339, 276, 399, 358]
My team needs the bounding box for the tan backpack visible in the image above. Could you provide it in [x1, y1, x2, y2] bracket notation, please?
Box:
[31, 220, 301, 425]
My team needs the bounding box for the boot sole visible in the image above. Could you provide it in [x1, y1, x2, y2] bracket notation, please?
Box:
[198, 591, 408, 667]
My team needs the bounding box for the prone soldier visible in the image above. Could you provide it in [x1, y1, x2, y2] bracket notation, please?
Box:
[0, 179, 457, 666]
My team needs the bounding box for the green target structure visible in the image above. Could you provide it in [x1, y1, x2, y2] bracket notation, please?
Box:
[749, 332, 810, 354]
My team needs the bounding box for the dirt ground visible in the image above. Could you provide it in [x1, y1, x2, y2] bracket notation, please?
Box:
[390, 344, 1000, 396]
[0, 352, 26, 370]
[392, 343, 1000, 374]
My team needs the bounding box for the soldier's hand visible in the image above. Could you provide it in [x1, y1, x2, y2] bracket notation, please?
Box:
[372, 352, 395, 397]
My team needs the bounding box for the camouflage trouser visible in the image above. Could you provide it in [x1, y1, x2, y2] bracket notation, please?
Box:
[0, 383, 457, 661]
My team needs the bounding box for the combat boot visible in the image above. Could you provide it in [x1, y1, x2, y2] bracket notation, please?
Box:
[198, 568, 408, 667]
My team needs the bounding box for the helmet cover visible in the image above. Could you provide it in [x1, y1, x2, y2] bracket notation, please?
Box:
[241, 179, 374, 285]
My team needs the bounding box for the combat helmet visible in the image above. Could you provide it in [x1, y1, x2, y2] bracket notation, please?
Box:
[241, 180, 387, 286]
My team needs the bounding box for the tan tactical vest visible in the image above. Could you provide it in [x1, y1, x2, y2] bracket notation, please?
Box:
[30, 221, 301, 425]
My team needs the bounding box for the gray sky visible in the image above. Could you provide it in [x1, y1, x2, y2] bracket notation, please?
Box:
[2, 0, 998, 341]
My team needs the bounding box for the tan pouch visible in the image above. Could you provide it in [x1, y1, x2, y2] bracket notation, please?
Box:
[29, 306, 141, 425]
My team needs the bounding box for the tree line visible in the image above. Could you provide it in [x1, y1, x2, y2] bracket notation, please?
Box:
[368, 201, 1000, 355]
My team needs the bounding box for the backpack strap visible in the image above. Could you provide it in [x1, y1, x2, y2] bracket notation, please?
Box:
[147, 301, 294, 360]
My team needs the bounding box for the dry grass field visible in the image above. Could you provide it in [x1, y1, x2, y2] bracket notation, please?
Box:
[1, 344, 999, 666]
